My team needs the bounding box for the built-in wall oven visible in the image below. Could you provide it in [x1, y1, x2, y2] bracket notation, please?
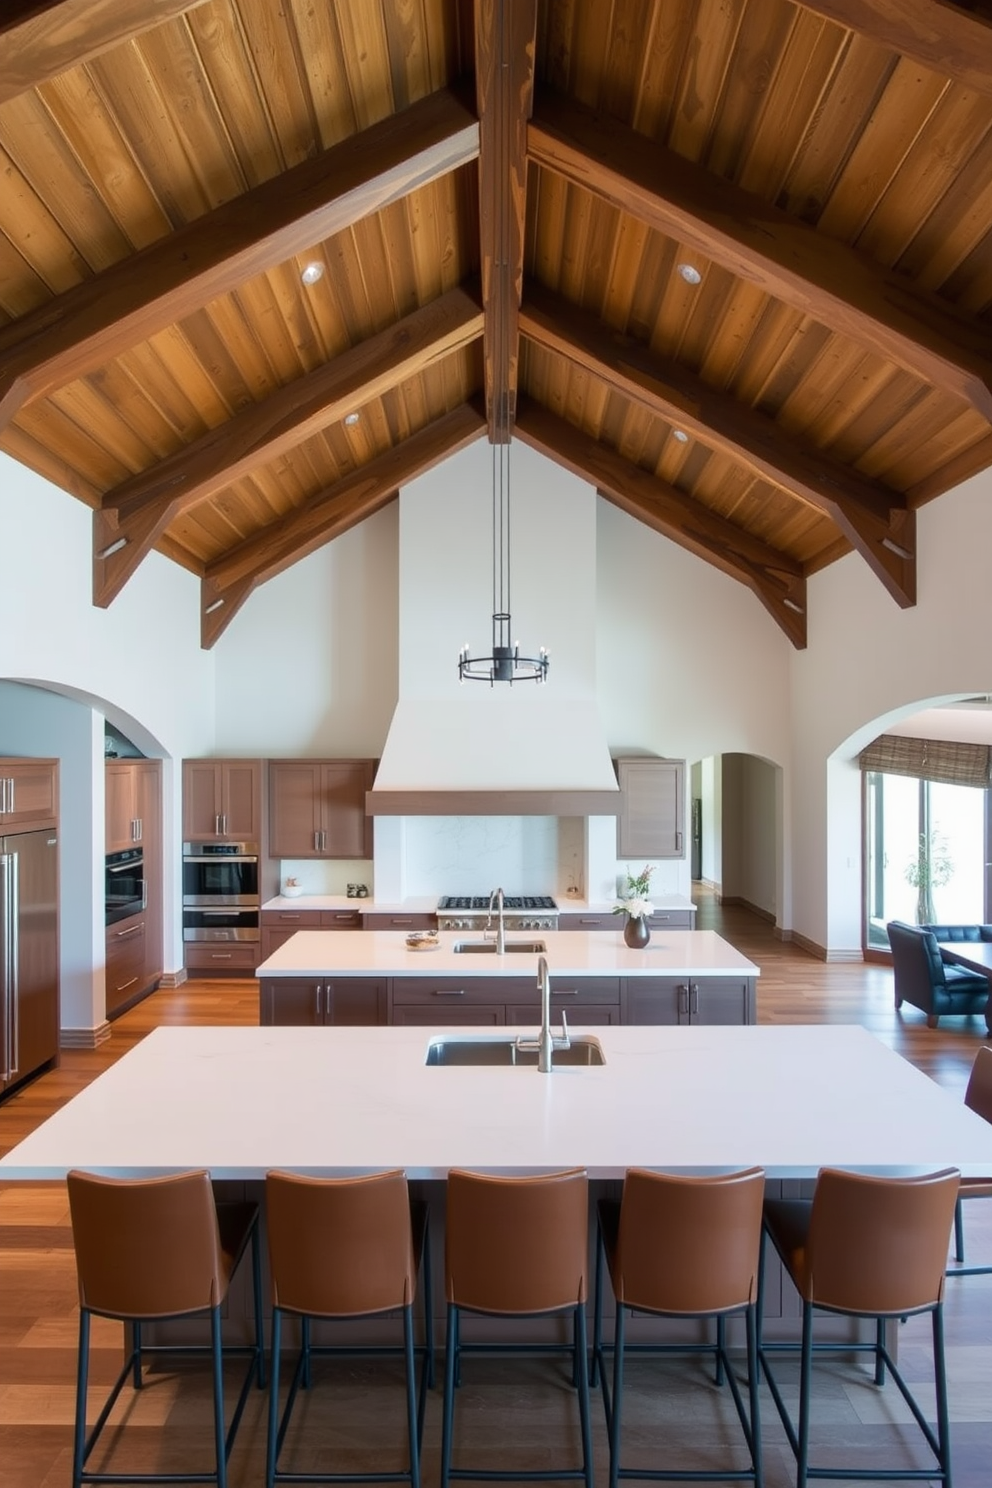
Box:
[106, 848, 146, 926]
[182, 842, 260, 943]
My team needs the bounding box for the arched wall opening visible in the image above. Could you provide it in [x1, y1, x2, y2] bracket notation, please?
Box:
[0, 678, 176, 1038]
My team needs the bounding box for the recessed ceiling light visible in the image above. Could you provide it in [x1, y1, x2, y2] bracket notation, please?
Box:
[344, 412, 360, 426]
[672, 429, 689, 443]
[677, 262, 702, 285]
[300, 261, 324, 285]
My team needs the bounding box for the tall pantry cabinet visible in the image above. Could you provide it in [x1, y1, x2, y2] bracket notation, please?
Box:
[105, 759, 162, 1017]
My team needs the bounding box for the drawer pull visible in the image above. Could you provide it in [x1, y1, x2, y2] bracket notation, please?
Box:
[211, 953, 233, 960]
[553, 988, 579, 996]
[114, 924, 143, 939]
[392, 917, 413, 925]
[432, 988, 465, 997]
[279, 914, 302, 921]
[115, 976, 139, 993]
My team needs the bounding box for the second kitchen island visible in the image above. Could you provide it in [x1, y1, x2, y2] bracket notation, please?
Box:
[256, 928, 759, 1026]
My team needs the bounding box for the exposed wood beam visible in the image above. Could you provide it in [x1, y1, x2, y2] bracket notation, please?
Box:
[0, 1, 211, 103]
[520, 282, 915, 607]
[199, 402, 487, 647]
[514, 398, 807, 648]
[0, 86, 479, 431]
[93, 283, 484, 607]
[528, 91, 992, 422]
[800, 1, 992, 99]
[474, 0, 536, 441]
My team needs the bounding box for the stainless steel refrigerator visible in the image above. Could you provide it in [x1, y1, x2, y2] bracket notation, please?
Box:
[1, 827, 59, 1096]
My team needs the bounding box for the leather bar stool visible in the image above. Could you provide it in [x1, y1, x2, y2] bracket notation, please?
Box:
[591, 1167, 766, 1488]
[949, 1045, 992, 1275]
[67, 1168, 264, 1488]
[440, 1167, 593, 1488]
[759, 1166, 960, 1488]
[264, 1168, 433, 1488]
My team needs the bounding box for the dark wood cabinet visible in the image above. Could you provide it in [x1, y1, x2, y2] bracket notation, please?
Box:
[105, 916, 146, 1017]
[268, 760, 375, 859]
[260, 908, 367, 960]
[259, 970, 751, 1027]
[0, 758, 58, 830]
[362, 912, 436, 931]
[621, 975, 755, 1026]
[615, 757, 686, 859]
[182, 759, 264, 842]
[106, 760, 162, 1004]
[259, 976, 387, 1026]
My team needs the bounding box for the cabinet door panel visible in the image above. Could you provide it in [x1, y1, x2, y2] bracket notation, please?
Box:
[106, 919, 146, 1016]
[183, 761, 223, 838]
[223, 762, 263, 840]
[621, 977, 684, 1025]
[269, 763, 323, 857]
[105, 764, 137, 853]
[259, 978, 322, 1026]
[616, 758, 685, 859]
[0, 760, 58, 830]
[325, 978, 387, 1025]
[691, 979, 755, 1025]
[391, 1004, 505, 1026]
[319, 762, 374, 858]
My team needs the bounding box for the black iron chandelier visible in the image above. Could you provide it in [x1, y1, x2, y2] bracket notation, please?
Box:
[457, 438, 549, 685]
[457, 1, 548, 688]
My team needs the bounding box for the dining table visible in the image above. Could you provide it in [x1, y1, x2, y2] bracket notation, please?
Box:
[936, 941, 992, 1033]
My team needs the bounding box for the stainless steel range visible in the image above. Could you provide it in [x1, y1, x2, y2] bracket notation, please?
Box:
[436, 894, 559, 932]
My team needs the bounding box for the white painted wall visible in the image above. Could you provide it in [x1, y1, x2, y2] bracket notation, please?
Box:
[790, 466, 992, 954]
[0, 453, 217, 1010]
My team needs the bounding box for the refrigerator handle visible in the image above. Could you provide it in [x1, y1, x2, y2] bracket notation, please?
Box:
[0, 852, 17, 1080]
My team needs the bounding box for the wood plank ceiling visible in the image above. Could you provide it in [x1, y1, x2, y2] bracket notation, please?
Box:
[3, 1, 992, 649]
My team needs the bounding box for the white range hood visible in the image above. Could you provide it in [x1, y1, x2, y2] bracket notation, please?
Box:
[368, 439, 620, 816]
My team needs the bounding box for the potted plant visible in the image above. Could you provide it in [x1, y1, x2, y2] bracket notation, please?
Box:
[614, 865, 655, 948]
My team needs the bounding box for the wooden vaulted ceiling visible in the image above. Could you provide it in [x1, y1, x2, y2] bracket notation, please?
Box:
[3, 3, 992, 650]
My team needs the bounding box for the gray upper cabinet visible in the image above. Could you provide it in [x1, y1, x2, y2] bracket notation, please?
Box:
[615, 757, 686, 859]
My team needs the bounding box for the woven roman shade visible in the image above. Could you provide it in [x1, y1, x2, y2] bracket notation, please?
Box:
[858, 734, 992, 788]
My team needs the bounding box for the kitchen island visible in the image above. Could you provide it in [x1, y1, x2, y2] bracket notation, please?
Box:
[256, 928, 759, 1026]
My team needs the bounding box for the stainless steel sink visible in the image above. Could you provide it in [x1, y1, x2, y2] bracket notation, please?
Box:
[425, 1035, 605, 1067]
[452, 939, 546, 954]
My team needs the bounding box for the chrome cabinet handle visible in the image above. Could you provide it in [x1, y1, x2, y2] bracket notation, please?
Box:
[1, 852, 18, 1078]
[678, 982, 689, 1017]
[315, 984, 323, 1018]
[211, 952, 233, 960]
[433, 988, 465, 996]
[690, 982, 699, 1016]
[114, 924, 143, 939]
[314, 831, 320, 851]
[115, 976, 139, 993]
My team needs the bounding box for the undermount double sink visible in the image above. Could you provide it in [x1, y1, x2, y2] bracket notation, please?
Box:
[452, 939, 546, 955]
[425, 1035, 606, 1067]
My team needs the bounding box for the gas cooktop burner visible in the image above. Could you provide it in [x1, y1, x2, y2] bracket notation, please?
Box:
[438, 895, 558, 912]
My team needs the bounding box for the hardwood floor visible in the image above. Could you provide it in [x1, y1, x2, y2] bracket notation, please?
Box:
[1, 896, 990, 1488]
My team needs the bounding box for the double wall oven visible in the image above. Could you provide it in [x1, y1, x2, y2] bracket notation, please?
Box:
[182, 842, 260, 944]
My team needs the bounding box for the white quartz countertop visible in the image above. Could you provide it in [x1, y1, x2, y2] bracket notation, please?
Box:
[263, 895, 438, 913]
[255, 929, 758, 979]
[4, 1024, 992, 1182]
[558, 895, 696, 913]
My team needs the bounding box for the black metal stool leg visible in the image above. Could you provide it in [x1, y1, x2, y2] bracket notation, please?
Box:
[210, 1305, 227, 1488]
[72, 1308, 90, 1488]
[266, 1307, 282, 1488]
[440, 1303, 458, 1488]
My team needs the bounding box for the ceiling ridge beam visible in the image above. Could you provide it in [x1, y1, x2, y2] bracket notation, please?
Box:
[799, 1, 992, 99]
[0, 1, 212, 103]
[475, 0, 537, 440]
[0, 84, 479, 431]
[93, 281, 485, 607]
[514, 397, 807, 649]
[527, 90, 992, 422]
[520, 282, 915, 607]
[198, 401, 487, 648]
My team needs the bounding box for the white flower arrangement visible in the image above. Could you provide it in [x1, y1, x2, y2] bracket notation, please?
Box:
[613, 865, 655, 919]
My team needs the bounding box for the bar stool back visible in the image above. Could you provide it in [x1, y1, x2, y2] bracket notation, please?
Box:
[592, 1166, 765, 1488]
[949, 1045, 992, 1274]
[67, 1167, 264, 1488]
[441, 1166, 592, 1488]
[759, 1166, 960, 1488]
[264, 1168, 433, 1488]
